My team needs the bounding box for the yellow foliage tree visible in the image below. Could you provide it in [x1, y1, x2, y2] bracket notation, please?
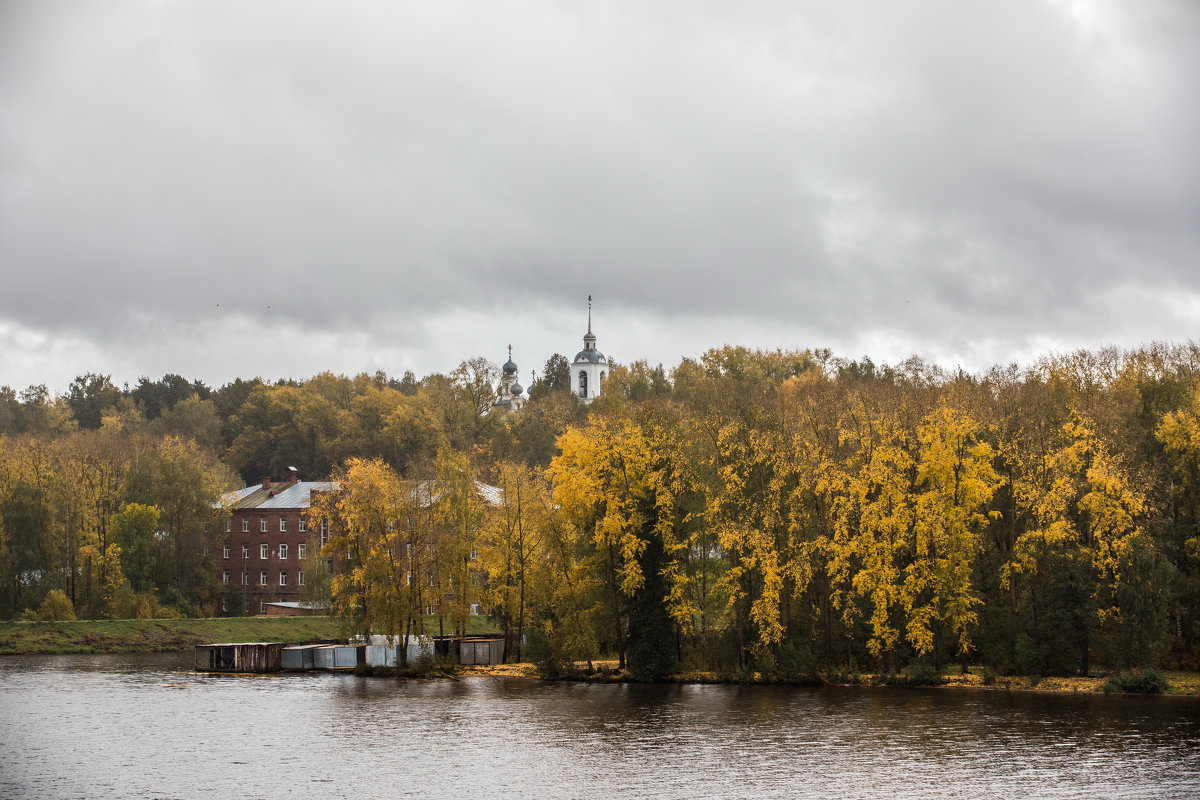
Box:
[908, 403, 1000, 659]
[1003, 411, 1152, 673]
[311, 457, 410, 640]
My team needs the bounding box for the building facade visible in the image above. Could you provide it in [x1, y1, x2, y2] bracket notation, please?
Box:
[218, 468, 336, 615]
[217, 468, 504, 616]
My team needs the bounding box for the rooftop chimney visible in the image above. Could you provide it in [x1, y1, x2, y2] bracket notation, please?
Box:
[261, 476, 272, 490]
[287, 466, 299, 485]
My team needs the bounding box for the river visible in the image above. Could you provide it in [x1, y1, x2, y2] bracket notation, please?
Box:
[1, 653, 1197, 799]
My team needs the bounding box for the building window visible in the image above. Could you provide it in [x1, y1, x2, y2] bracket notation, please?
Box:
[222, 545, 231, 559]
[471, 603, 481, 616]
[298, 518, 307, 533]
[406, 571, 413, 586]
[259, 570, 268, 585]
[225, 518, 231, 533]
[320, 521, 328, 545]
[425, 605, 435, 616]
[298, 571, 305, 586]
[279, 517, 287, 532]
[221, 598, 228, 613]
[579, 370, 588, 397]
[469, 548, 478, 560]
[387, 521, 395, 532]
[242, 571, 248, 586]
[298, 543, 306, 560]
[241, 518, 249, 533]
[222, 570, 230, 584]
[600, 371, 606, 382]
[260, 518, 267, 533]
[260, 602, 267, 613]
[279, 571, 288, 586]
[242, 544, 249, 559]
[260, 543, 269, 560]
[279, 543, 288, 560]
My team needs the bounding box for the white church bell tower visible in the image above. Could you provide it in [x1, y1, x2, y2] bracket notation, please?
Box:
[572, 295, 607, 402]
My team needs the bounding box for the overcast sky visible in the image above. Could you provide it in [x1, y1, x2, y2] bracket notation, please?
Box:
[1, 1, 1197, 392]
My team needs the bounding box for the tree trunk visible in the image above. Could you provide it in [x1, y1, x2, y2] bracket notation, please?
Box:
[1079, 627, 1090, 676]
[607, 542, 625, 669]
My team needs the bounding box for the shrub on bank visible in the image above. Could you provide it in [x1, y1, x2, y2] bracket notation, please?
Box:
[525, 625, 568, 679]
[1102, 669, 1170, 694]
[38, 590, 76, 621]
[876, 661, 945, 687]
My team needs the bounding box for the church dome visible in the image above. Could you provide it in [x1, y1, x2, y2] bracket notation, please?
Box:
[574, 349, 606, 364]
[510, 381, 524, 396]
[502, 344, 518, 375]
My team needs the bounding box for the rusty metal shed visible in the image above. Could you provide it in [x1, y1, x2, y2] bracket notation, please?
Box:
[281, 644, 326, 671]
[311, 645, 337, 670]
[311, 644, 365, 670]
[332, 644, 366, 669]
[457, 637, 505, 665]
[366, 636, 435, 668]
[195, 642, 285, 673]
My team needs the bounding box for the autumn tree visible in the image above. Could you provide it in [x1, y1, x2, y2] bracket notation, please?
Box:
[225, 384, 340, 481]
[1155, 382, 1200, 665]
[1003, 412, 1160, 674]
[907, 403, 1000, 666]
[428, 448, 487, 637]
[66, 373, 122, 429]
[550, 415, 689, 680]
[127, 435, 236, 614]
[110, 503, 161, 594]
[311, 457, 408, 640]
[540, 354, 571, 393]
[0, 481, 50, 614]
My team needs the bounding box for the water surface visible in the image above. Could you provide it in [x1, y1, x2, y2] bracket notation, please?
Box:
[1, 653, 1197, 799]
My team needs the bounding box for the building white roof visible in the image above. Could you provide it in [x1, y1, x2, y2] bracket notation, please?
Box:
[220, 479, 501, 510]
[413, 480, 503, 507]
[220, 481, 339, 510]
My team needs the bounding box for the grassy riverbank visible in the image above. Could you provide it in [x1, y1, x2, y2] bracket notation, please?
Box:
[6, 623, 1197, 697]
[453, 661, 1200, 696]
[0, 616, 348, 654]
[0, 615, 505, 655]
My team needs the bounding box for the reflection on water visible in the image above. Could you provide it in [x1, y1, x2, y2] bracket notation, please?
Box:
[1, 653, 1197, 799]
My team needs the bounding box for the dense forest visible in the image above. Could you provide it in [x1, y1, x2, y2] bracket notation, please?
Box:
[2, 343, 1200, 680]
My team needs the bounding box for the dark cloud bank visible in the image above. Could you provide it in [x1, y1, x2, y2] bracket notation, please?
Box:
[1, 1, 1197, 389]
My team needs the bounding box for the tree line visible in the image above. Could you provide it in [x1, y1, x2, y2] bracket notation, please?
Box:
[0, 356, 579, 619]
[2, 344, 1199, 681]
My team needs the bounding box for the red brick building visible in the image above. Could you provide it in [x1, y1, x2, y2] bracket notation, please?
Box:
[217, 467, 337, 615]
[216, 469, 503, 617]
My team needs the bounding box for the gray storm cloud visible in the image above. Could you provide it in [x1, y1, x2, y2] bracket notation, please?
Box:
[1, 0, 1197, 387]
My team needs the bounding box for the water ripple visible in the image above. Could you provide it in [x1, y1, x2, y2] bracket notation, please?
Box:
[0, 654, 1198, 799]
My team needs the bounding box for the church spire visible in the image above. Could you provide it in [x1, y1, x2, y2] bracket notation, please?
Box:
[584, 295, 596, 350]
